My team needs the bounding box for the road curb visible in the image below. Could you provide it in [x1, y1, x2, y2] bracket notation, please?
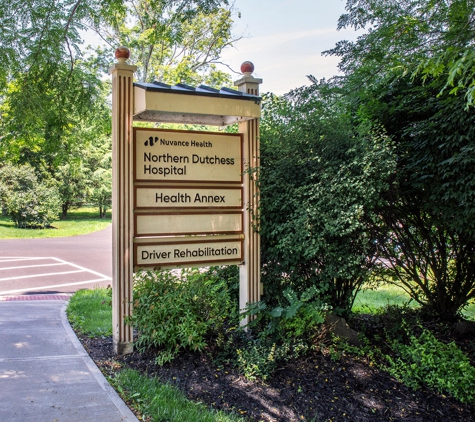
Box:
[60, 301, 139, 421]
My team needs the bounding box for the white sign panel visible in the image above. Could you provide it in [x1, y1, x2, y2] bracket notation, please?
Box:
[134, 128, 242, 183]
[135, 212, 243, 237]
[135, 239, 243, 267]
[135, 186, 242, 209]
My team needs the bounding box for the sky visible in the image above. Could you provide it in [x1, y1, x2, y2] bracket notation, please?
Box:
[220, 0, 360, 95]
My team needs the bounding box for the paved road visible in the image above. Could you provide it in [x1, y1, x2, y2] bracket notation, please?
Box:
[0, 225, 112, 296]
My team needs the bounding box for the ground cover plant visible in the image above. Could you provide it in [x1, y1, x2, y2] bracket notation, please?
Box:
[68, 269, 475, 422]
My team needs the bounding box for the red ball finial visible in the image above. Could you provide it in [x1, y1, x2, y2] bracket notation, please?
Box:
[115, 46, 130, 61]
[240, 61, 254, 75]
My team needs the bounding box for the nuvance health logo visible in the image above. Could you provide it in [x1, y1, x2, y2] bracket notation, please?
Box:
[144, 136, 158, 147]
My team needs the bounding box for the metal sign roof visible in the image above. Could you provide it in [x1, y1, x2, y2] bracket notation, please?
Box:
[134, 81, 261, 102]
[133, 81, 261, 126]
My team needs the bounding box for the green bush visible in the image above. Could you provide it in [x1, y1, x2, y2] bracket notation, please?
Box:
[258, 90, 395, 316]
[128, 269, 237, 364]
[0, 163, 61, 228]
[386, 326, 475, 404]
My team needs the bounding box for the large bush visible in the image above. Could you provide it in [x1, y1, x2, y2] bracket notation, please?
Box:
[0, 163, 61, 228]
[258, 88, 395, 316]
[361, 76, 475, 319]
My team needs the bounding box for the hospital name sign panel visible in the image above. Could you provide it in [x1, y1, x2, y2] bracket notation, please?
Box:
[134, 128, 242, 183]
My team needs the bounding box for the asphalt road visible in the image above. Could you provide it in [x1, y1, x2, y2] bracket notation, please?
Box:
[0, 225, 112, 296]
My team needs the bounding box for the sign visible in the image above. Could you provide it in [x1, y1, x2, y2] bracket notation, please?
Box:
[135, 239, 243, 267]
[134, 128, 242, 183]
[135, 212, 243, 237]
[133, 128, 245, 267]
[135, 186, 242, 209]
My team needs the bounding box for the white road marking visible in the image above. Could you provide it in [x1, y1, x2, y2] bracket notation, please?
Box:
[0, 257, 52, 263]
[51, 257, 111, 280]
[0, 270, 85, 282]
[0, 263, 67, 271]
[0, 278, 111, 295]
[0, 257, 112, 295]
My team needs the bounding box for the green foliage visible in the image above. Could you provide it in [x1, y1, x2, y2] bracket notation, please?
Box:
[67, 287, 113, 337]
[329, 0, 475, 105]
[247, 286, 327, 341]
[235, 287, 327, 380]
[128, 269, 237, 364]
[236, 342, 277, 381]
[385, 326, 475, 404]
[93, 0, 238, 86]
[0, 163, 61, 228]
[86, 137, 112, 218]
[258, 88, 395, 316]
[55, 161, 90, 218]
[204, 265, 239, 304]
[320, 0, 475, 319]
[359, 75, 475, 319]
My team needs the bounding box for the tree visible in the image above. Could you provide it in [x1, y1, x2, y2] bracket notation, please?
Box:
[0, 0, 240, 220]
[86, 137, 112, 218]
[324, 0, 475, 318]
[55, 161, 90, 218]
[90, 0, 239, 86]
[328, 0, 475, 105]
[0, 0, 109, 145]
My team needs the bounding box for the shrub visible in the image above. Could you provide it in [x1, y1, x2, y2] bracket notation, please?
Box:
[258, 89, 395, 316]
[128, 269, 237, 364]
[0, 163, 61, 228]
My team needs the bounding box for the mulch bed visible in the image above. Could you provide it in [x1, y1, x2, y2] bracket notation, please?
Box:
[78, 318, 475, 422]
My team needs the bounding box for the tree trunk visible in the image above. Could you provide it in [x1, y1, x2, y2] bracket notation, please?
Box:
[61, 202, 69, 219]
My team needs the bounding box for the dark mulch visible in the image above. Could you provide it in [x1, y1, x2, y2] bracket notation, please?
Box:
[78, 317, 475, 422]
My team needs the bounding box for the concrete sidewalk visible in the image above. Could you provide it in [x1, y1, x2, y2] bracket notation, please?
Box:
[0, 297, 138, 422]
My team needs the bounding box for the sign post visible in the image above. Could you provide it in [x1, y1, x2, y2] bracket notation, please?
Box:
[110, 48, 262, 354]
[109, 47, 137, 355]
[234, 61, 263, 317]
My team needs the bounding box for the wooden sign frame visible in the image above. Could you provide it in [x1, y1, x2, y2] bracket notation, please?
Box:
[109, 51, 262, 355]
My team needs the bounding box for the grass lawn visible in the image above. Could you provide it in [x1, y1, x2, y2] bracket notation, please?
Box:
[0, 207, 111, 239]
[67, 288, 113, 337]
[354, 283, 475, 320]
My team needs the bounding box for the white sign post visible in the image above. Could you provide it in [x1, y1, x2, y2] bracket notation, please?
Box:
[110, 48, 262, 354]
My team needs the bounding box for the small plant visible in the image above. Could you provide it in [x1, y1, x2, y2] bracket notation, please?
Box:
[236, 342, 277, 381]
[236, 286, 328, 380]
[385, 325, 475, 404]
[244, 286, 327, 342]
[128, 269, 237, 364]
